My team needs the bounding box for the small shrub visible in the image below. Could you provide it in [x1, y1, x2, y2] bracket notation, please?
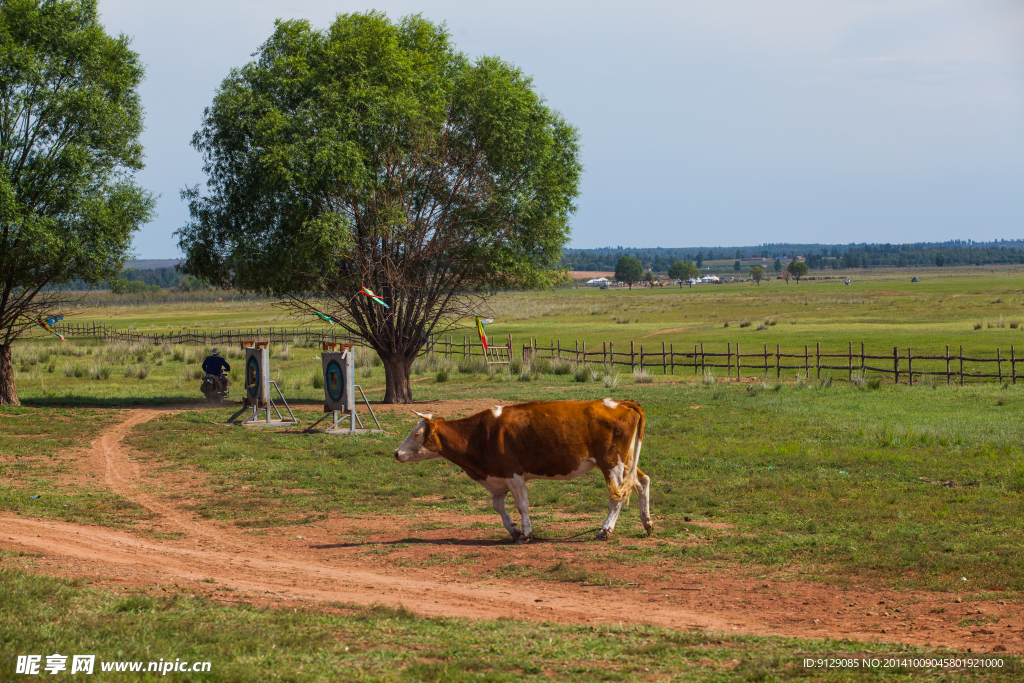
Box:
[867, 377, 882, 390]
[997, 315, 1006, 328]
[190, 365, 204, 380]
[518, 364, 532, 382]
[1010, 321, 1020, 329]
[739, 320, 752, 328]
[360, 366, 373, 378]
[768, 318, 778, 326]
[435, 368, 450, 383]
[90, 364, 111, 380]
[755, 322, 768, 331]
[63, 363, 85, 378]
[532, 357, 552, 375]
[603, 371, 619, 389]
[276, 344, 293, 361]
[551, 359, 572, 375]
[818, 374, 833, 389]
[974, 322, 983, 331]
[136, 365, 151, 380]
[509, 358, 524, 375]
[172, 347, 185, 362]
[632, 367, 653, 384]
[996, 397, 1006, 406]
[701, 367, 716, 385]
[851, 370, 866, 387]
[311, 371, 324, 389]
[772, 382, 783, 392]
[723, 322, 729, 328]
[371, 353, 383, 367]
[986, 321, 994, 329]
[614, 317, 631, 324]
[458, 358, 488, 375]
[573, 364, 595, 383]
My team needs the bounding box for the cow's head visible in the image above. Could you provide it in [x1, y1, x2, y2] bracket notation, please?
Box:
[394, 411, 444, 462]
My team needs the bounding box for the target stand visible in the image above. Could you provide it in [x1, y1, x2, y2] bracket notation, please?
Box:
[305, 343, 382, 435]
[227, 342, 299, 427]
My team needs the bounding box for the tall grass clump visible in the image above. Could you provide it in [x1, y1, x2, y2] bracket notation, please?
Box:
[458, 358, 488, 375]
[573, 363, 596, 383]
[63, 363, 86, 378]
[518, 362, 532, 382]
[603, 364, 619, 389]
[509, 358, 524, 376]
[532, 357, 552, 375]
[701, 367, 716, 385]
[276, 344, 293, 361]
[435, 367, 450, 383]
[90, 364, 111, 380]
[551, 359, 572, 375]
[738, 320, 752, 328]
[632, 367, 653, 384]
[311, 370, 324, 389]
[817, 374, 833, 389]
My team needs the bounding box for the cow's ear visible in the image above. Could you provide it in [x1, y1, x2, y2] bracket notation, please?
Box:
[424, 421, 443, 452]
[412, 411, 433, 421]
[433, 416, 445, 422]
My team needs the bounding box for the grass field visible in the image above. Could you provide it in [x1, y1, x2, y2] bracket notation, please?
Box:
[3, 265, 1024, 680]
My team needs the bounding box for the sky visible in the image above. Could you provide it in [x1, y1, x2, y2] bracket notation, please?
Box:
[97, 0, 1024, 258]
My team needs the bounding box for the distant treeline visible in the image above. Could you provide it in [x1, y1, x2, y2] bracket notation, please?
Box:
[563, 240, 1024, 273]
[62, 267, 207, 293]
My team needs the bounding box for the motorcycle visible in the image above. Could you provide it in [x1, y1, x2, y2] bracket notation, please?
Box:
[201, 374, 228, 404]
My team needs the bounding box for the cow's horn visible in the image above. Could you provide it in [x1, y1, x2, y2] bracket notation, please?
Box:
[412, 411, 433, 420]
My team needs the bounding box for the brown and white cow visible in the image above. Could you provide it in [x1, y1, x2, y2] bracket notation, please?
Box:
[393, 399, 652, 543]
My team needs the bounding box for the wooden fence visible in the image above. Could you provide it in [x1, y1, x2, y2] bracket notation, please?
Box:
[520, 339, 1017, 386]
[51, 323, 1016, 384]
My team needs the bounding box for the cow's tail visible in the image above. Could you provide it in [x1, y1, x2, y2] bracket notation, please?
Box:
[621, 402, 645, 507]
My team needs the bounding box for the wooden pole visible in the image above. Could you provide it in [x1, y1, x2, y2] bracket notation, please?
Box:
[610, 342, 614, 368]
[997, 348, 1002, 384]
[640, 344, 644, 370]
[603, 341, 607, 366]
[763, 344, 768, 379]
[946, 344, 951, 386]
[737, 343, 741, 380]
[861, 342, 865, 375]
[960, 345, 964, 386]
[670, 342, 674, 375]
[776, 344, 780, 379]
[727, 342, 732, 378]
[893, 346, 899, 385]
[848, 341, 852, 381]
[908, 347, 913, 385]
[804, 344, 809, 378]
[1012, 346, 1016, 385]
[816, 342, 821, 378]
[662, 341, 667, 375]
[701, 342, 705, 375]
[631, 340, 635, 370]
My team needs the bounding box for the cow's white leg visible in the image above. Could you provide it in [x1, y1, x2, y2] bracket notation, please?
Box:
[597, 497, 625, 540]
[506, 475, 533, 544]
[482, 478, 521, 542]
[491, 493, 522, 542]
[635, 467, 653, 536]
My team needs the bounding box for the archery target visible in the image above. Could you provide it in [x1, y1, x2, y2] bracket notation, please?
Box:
[321, 351, 351, 411]
[245, 347, 269, 405]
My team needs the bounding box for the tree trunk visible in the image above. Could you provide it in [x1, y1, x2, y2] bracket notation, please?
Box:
[381, 352, 414, 403]
[0, 344, 19, 406]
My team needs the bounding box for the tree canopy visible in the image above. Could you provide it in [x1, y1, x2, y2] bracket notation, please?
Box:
[177, 12, 581, 402]
[787, 260, 809, 282]
[0, 0, 154, 405]
[614, 255, 643, 289]
[668, 260, 699, 287]
[749, 265, 765, 285]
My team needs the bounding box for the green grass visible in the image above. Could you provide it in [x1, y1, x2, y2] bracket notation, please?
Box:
[0, 407, 150, 527]
[1, 566, 1018, 682]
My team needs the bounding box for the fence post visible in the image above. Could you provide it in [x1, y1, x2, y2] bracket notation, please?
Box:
[603, 341, 607, 366]
[694, 344, 698, 375]
[631, 340, 635, 370]
[1012, 346, 1016, 385]
[861, 343, 865, 375]
[670, 342, 674, 375]
[804, 345, 809, 377]
[662, 341, 667, 374]
[640, 344, 644, 371]
[776, 344, 780, 379]
[582, 340, 586, 366]
[946, 344, 951, 385]
[908, 347, 913, 385]
[893, 346, 899, 385]
[997, 348, 1002, 384]
[575, 340, 579, 363]
[960, 345, 964, 386]
[727, 342, 732, 378]
[763, 344, 768, 379]
[700, 342, 705, 375]
[737, 343, 741, 380]
[848, 341, 853, 381]
[557, 339, 561, 360]
[816, 342, 821, 379]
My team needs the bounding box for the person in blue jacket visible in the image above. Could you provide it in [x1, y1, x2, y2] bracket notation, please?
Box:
[202, 348, 231, 392]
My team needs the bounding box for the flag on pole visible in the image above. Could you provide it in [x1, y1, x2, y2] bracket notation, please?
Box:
[475, 316, 493, 350]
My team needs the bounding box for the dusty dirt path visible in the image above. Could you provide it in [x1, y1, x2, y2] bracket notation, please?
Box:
[3, 408, 1022, 655]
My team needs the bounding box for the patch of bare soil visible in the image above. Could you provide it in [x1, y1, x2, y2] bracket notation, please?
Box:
[2, 408, 1021, 655]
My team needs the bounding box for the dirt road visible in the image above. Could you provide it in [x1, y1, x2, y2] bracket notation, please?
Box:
[2, 408, 1020, 654]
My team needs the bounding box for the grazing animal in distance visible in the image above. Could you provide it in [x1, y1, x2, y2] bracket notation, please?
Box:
[393, 399, 652, 543]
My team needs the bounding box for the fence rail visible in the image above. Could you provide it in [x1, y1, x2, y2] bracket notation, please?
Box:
[51, 323, 1016, 385]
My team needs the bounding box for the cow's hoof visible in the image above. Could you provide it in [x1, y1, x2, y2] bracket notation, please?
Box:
[515, 533, 532, 545]
[596, 529, 610, 541]
[643, 523, 655, 537]
[509, 528, 521, 543]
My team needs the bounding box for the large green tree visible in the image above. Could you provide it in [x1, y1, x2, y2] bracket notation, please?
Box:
[787, 260, 809, 283]
[177, 12, 581, 403]
[667, 260, 698, 288]
[0, 0, 154, 405]
[614, 255, 642, 289]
